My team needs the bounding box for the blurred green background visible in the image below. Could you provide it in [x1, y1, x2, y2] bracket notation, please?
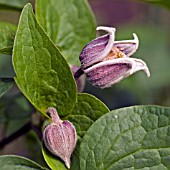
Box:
[0, 0, 170, 166]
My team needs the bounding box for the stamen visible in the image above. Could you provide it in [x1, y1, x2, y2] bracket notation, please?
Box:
[102, 47, 125, 61]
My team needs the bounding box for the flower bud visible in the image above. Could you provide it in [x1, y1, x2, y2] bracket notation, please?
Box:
[43, 107, 77, 169]
[77, 26, 150, 88]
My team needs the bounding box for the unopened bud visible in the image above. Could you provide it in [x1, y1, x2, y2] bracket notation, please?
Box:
[43, 107, 77, 169]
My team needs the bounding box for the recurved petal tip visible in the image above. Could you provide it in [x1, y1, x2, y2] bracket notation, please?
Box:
[130, 58, 150, 77]
[145, 68, 151, 77]
[96, 26, 116, 34]
[132, 33, 139, 50]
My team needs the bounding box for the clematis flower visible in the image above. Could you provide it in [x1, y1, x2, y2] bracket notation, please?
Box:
[74, 26, 150, 88]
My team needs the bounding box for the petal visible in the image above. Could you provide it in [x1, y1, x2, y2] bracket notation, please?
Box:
[84, 58, 150, 88]
[114, 33, 139, 57]
[130, 58, 150, 76]
[80, 26, 116, 69]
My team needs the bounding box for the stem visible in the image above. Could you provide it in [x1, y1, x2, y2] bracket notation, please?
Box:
[73, 67, 84, 80]
[47, 107, 62, 124]
[0, 121, 32, 149]
[32, 124, 43, 140]
[0, 78, 14, 83]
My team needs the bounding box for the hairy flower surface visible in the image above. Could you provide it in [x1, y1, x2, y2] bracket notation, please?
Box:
[43, 107, 77, 169]
[77, 26, 150, 88]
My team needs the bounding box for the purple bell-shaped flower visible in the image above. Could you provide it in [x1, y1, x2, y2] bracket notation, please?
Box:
[75, 26, 150, 88]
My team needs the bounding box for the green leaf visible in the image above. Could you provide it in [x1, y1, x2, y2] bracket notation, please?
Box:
[0, 155, 47, 170]
[79, 105, 170, 170]
[67, 93, 109, 137]
[42, 145, 67, 170]
[0, 22, 17, 55]
[0, 94, 32, 137]
[0, 79, 14, 98]
[36, 0, 95, 65]
[0, 0, 30, 10]
[70, 138, 81, 170]
[12, 3, 77, 116]
[138, 0, 170, 9]
[42, 138, 81, 170]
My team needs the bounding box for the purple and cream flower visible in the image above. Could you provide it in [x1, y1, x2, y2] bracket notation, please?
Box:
[75, 26, 150, 88]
